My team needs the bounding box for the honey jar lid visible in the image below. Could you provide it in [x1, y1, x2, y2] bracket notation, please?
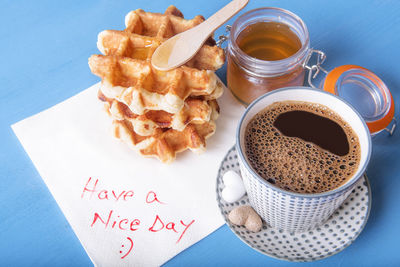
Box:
[323, 65, 395, 134]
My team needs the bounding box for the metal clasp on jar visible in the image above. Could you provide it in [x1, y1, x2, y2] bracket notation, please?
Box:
[216, 25, 232, 49]
[383, 117, 397, 136]
[302, 49, 328, 89]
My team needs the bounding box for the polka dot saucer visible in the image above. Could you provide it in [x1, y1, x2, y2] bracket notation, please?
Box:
[216, 146, 371, 262]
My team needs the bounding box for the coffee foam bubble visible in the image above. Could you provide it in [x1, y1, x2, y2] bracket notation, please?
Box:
[244, 101, 361, 194]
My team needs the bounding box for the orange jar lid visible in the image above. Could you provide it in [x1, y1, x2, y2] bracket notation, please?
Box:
[323, 65, 394, 134]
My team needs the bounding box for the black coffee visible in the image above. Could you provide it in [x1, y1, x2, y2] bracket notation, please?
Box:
[273, 110, 349, 156]
[244, 101, 361, 194]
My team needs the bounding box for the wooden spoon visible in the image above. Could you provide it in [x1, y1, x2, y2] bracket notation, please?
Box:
[151, 0, 249, 71]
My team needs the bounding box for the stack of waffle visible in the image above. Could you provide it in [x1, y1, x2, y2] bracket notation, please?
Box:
[89, 6, 225, 163]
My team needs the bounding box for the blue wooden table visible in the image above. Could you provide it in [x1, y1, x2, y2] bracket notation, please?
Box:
[1, 0, 399, 266]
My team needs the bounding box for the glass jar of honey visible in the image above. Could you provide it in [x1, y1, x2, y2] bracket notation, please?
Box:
[227, 7, 310, 105]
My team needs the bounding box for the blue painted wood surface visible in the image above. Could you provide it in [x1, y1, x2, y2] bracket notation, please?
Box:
[1, 0, 399, 266]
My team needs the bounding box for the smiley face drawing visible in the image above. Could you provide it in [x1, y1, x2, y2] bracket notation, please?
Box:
[120, 237, 133, 259]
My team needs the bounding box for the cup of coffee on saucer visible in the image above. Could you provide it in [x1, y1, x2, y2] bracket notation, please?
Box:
[236, 87, 372, 233]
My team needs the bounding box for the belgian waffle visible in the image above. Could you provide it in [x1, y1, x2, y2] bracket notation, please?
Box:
[89, 54, 223, 114]
[112, 119, 216, 163]
[99, 90, 219, 136]
[89, 5, 225, 163]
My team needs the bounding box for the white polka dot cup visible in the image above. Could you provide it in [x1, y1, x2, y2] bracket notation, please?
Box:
[236, 87, 372, 233]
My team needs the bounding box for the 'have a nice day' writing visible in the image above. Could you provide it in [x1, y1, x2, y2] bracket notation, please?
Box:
[81, 177, 195, 259]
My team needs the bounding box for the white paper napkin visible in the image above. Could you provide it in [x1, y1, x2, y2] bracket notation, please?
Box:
[12, 81, 245, 266]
